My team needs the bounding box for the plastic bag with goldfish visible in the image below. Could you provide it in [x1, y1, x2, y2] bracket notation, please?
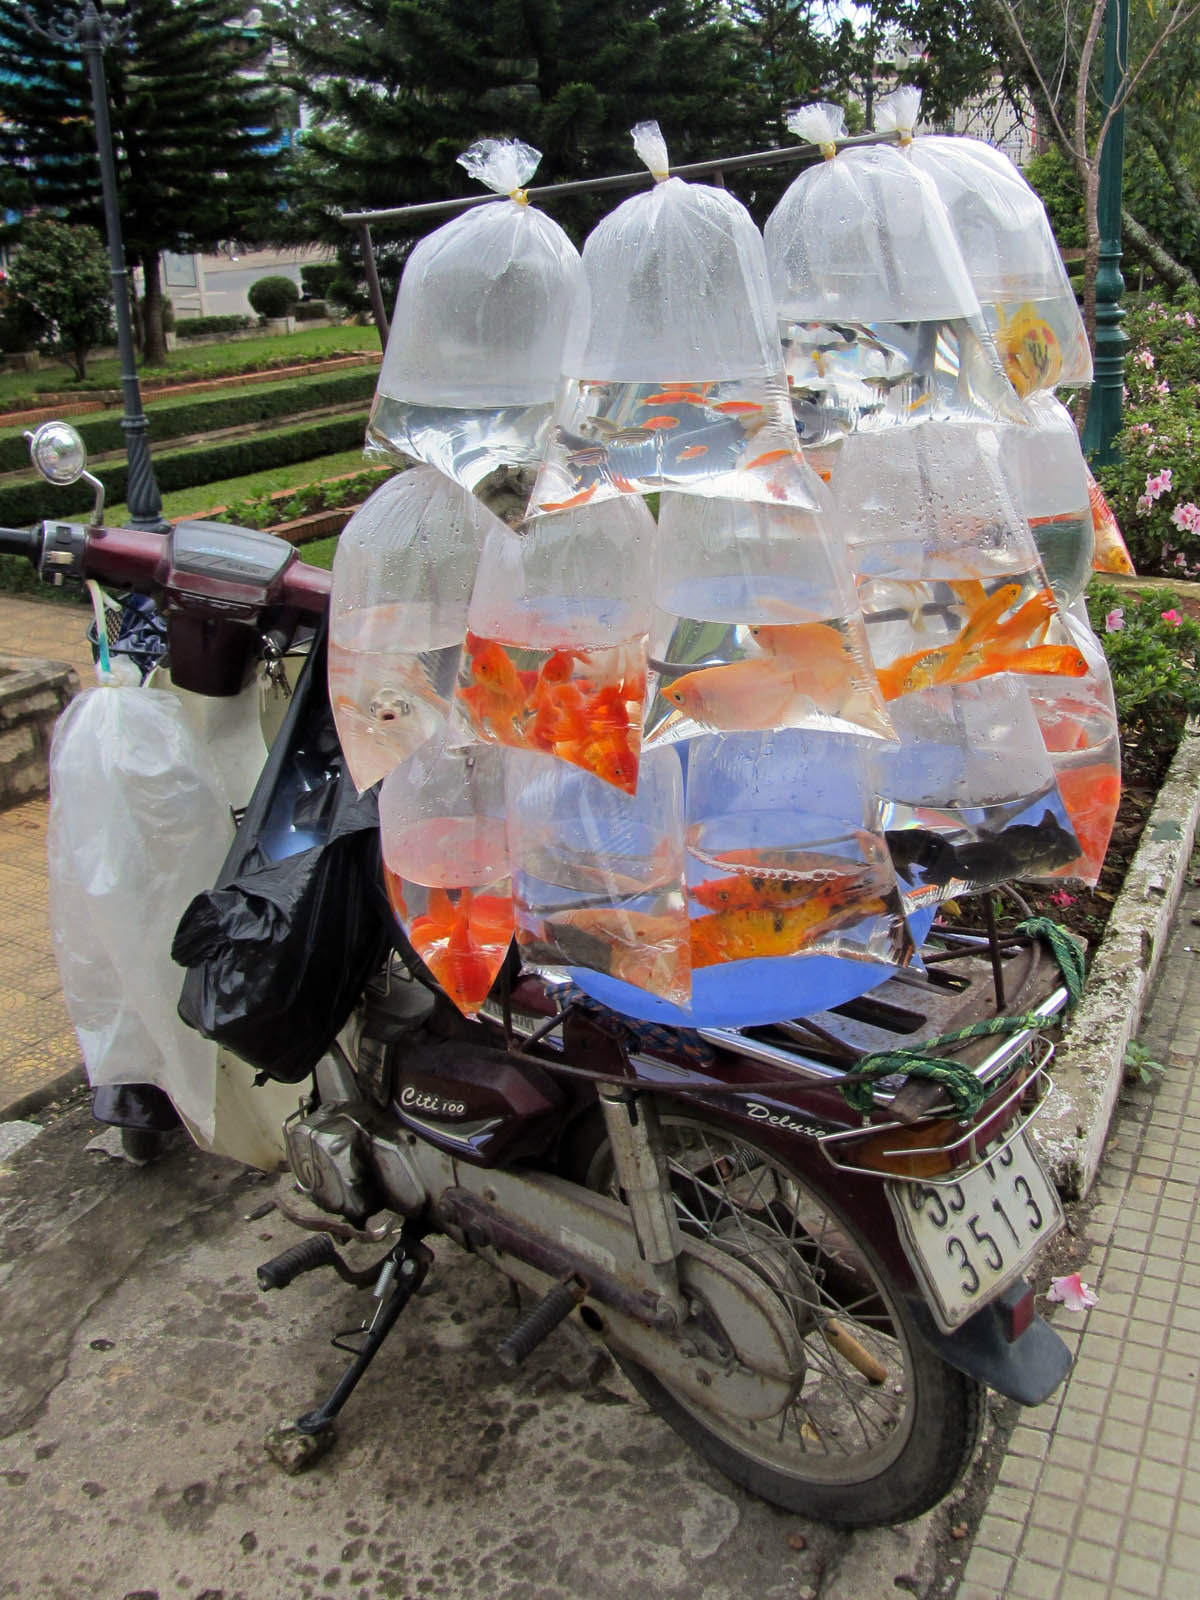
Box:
[507, 747, 691, 1006]
[684, 729, 917, 980]
[329, 467, 502, 793]
[874, 91, 1092, 399]
[868, 676, 1083, 910]
[366, 138, 589, 491]
[378, 739, 514, 1019]
[450, 495, 655, 793]
[763, 103, 1014, 473]
[526, 121, 816, 518]
[1021, 602, 1121, 885]
[836, 421, 1089, 701]
[643, 491, 895, 745]
[1086, 463, 1136, 576]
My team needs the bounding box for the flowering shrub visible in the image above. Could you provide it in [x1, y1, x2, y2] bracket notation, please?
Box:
[1087, 582, 1200, 745]
[1096, 295, 1200, 574]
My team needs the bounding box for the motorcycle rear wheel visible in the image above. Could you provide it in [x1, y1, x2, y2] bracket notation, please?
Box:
[571, 1108, 984, 1527]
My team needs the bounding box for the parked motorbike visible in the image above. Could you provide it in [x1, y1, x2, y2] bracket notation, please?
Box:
[1, 421, 1076, 1527]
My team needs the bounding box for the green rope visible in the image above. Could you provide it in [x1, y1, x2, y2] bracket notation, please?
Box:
[839, 917, 1086, 1117]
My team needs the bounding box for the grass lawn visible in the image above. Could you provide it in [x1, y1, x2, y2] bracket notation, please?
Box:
[0, 325, 382, 411]
[105, 447, 373, 525]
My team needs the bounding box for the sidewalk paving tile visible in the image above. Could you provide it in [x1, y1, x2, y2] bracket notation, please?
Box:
[957, 867, 1200, 1599]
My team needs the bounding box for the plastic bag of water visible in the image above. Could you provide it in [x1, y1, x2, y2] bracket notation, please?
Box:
[875, 91, 1092, 397]
[999, 391, 1094, 607]
[869, 676, 1082, 910]
[684, 729, 916, 975]
[764, 103, 1012, 472]
[1021, 601, 1121, 886]
[527, 121, 815, 517]
[329, 467, 501, 793]
[507, 745, 691, 1005]
[367, 139, 589, 490]
[379, 739, 514, 1018]
[643, 491, 894, 745]
[451, 495, 655, 792]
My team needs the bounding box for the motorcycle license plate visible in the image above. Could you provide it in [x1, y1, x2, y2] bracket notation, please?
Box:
[886, 1132, 1063, 1333]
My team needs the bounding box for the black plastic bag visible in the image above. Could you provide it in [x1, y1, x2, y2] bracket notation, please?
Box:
[172, 622, 392, 1084]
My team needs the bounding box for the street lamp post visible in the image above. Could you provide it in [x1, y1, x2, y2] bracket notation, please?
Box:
[1080, 0, 1129, 467]
[23, 0, 168, 531]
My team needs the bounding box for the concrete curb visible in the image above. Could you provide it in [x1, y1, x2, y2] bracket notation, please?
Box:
[1, 1063, 86, 1123]
[1031, 718, 1200, 1199]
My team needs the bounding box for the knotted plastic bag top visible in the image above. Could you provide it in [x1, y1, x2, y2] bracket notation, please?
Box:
[574, 121, 785, 382]
[375, 139, 588, 408]
[764, 103, 980, 323]
[329, 467, 502, 792]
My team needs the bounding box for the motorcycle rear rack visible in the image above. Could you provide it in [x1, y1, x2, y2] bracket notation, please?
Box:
[815, 1035, 1057, 1187]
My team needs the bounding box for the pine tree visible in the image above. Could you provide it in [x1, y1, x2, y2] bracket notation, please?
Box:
[273, 0, 764, 279]
[0, 0, 291, 360]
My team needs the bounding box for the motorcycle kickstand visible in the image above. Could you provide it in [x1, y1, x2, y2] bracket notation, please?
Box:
[264, 1227, 433, 1474]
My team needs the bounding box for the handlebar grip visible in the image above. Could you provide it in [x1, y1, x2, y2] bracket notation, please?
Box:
[0, 526, 43, 563]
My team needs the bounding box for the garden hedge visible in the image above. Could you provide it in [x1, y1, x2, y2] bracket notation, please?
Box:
[0, 366, 377, 473]
[176, 314, 253, 340]
[0, 412, 369, 525]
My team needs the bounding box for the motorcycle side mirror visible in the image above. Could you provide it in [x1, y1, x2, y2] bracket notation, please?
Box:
[24, 420, 106, 527]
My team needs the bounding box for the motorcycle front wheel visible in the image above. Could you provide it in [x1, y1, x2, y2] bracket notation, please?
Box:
[570, 1109, 984, 1527]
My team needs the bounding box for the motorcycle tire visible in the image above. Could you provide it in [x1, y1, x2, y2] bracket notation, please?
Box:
[568, 1107, 984, 1528]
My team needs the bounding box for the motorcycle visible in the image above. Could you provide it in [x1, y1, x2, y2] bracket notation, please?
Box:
[2, 421, 1075, 1528]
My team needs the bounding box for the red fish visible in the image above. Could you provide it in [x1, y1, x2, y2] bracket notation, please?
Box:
[1055, 763, 1121, 867]
[639, 414, 681, 431]
[744, 448, 796, 471]
[677, 444, 708, 461]
[713, 400, 764, 416]
[540, 483, 599, 513]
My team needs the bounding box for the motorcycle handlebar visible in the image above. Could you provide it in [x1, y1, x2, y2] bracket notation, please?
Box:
[0, 518, 331, 617]
[0, 525, 44, 562]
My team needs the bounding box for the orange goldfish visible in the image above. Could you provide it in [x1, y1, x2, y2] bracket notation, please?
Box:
[1055, 762, 1121, 866]
[690, 890, 891, 968]
[532, 905, 690, 1002]
[713, 400, 764, 416]
[554, 727, 640, 794]
[690, 860, 885, 914]
[665, 626, 889, 734]
[994, 302, 1063, 397]
[1087, 470, 1136, 576]
[874, 583, 1060, 700]
[540, 483, 599, 513]
[677, 444, 709, 461]
[745, 448, 797, 471]
[639, 414, 680, 431]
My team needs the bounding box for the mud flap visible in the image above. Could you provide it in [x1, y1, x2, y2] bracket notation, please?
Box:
[905, 1284, 1072, 1406]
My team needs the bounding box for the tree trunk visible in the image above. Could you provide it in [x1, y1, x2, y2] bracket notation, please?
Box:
[68, 342, 88, 382]
[1122, 209, 1200, 295]
[141, 252, 166, 364]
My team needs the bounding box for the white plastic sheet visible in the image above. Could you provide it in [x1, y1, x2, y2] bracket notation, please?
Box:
[47, 687, 235, 1140]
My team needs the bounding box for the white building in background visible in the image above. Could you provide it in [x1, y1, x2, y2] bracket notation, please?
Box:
[872, 29, 1038, 167]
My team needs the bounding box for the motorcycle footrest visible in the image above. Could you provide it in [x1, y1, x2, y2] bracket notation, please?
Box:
[257, 1233, 339, 1291]
[496, 1280, 580, 1370]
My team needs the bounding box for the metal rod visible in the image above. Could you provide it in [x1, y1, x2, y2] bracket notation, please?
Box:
[69, 2, 167, 532]
[358, 222, 390, 349]
[337, 129, 903, 229]
[982, 894, 1007, 1011]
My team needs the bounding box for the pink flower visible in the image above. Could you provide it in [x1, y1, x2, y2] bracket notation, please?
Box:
[1105, 608, 1125, 632]
[1171, 502, 1200, 533]
[1162, 608, 1183, 627]
[1048, 889, 1077, 907]
[1145, 468, 1173, 501]
[1155, 379, 1172, 395]
[1186, 310, 1197, 328]
[1136, 494, 1153, 514]
[1047, 1273, 1099, 1312]
[1137, 347, 1155, 369]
